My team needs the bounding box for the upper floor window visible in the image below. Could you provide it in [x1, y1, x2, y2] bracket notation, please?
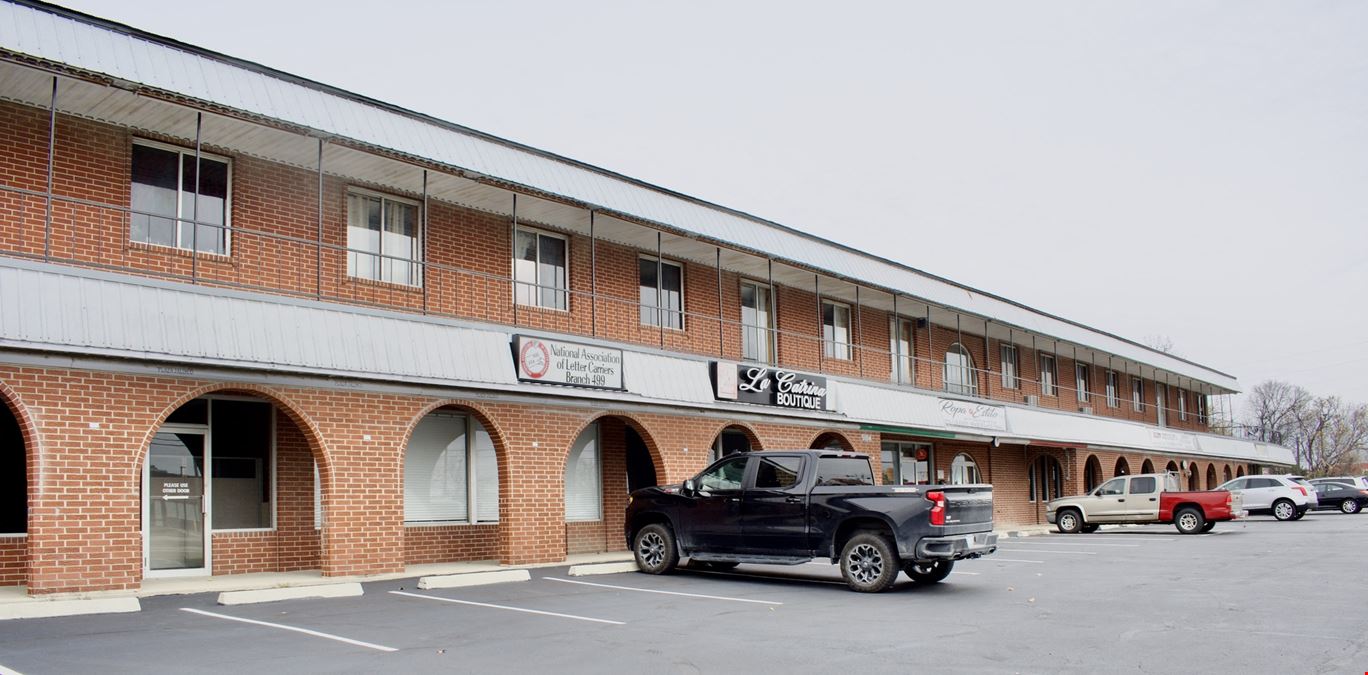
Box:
[943, 343, 978, 397]
[346, 189, 420, 286]
[638, 256, 683, 329]
[1000, 344, 1018, 390]
[740, 280, 773, 363]
[1178, 388, 1188, 421]
[130, 140, 230, 255]
[1131, 376, 1144, 412]
[1075, 364, 1091, 404]
[1156, 383, 1168, 427]
[1105, 370, 1119, 408]
[514, 226, 568, 310]
[890, 317, 914, 384]
[1197, 394, 1208, 424]
[822, 300, 852, 360]
[1040, 353, 1058, 397]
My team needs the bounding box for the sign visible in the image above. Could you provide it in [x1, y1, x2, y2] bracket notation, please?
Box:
[514, 335, 624, 390]
[937, 398, 1007, 432]
[712, 363, 828, 411]
[1149, 429, 1197, 451]
[153, 476, 202, 500]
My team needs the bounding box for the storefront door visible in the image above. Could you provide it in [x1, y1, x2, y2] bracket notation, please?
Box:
[144, 428, 209, 576]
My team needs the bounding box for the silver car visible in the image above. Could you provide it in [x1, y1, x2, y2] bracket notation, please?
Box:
[1311, 476, 1368, 491]
[1216, 475, 1315, 521]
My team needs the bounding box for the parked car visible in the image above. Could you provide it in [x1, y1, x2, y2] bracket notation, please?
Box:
[1311, 476, 1368, 491]
[1046, 473, 1244, 535]
[625, 450, 998, 593]
[1215, 475, 1316, 521]
[1310, 481, 1368, 514]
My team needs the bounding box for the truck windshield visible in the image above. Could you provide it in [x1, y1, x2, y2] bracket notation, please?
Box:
[815, 457, 874, 486]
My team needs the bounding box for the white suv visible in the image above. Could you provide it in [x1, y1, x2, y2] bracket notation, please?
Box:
[1216, 475, 1316, 521]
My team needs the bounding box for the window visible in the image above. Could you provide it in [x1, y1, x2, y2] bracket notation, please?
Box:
[639, 257, 683, 329]
[1131, 377, 1144, 412]
[1040, 354, 1058, 396]
[1000, 344, 1018, 389]
[209, 400, 273, 530]
[1075, 364, 1090, 404]
[890, 317, 915, 384]
[950, 453, 980, 485]
[1178, 389, 1188, 421]
[1156, 384, 1168, 427]
[698, 455, 748, 492]
[1197, 394, 1208, 424]
[514, 226, 568, 310]
[347, 190, 420, 286]
[880, 441, 932, 485]
[564, 424, 601, 521]
[1097, 478, 1125, 496]
[943, 344, 978, 396]
[815, 457, 874, 486]
[1105, 371, 1119, 408]
[130, 140, 230, 255]
[0, 403, 26, 534]
[822, 300, 852, 360]
[712, 429, 751, 461]
[1028, 456, 1063, 502]
[754, 457, 803, 489]
[740, 280, 773, 363]
[404, 413, 500, 524]
[1129, 476, 1157, 494]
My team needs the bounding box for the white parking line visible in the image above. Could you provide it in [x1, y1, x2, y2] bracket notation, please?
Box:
[1047, 536, 1174, 542]
[388, 590, 624, 625]
[0, 664, 26, 675]
[997, 548, 1098, 555]
[949, 571, 981, 576]
[989, 558, 1045, 564]
[544, 577, 784, 605]
[1003, 541, 1140, 547]
[179, 608, 397, 653]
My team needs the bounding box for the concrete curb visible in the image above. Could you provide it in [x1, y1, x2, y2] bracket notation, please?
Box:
[0, 596, 141, 621]
[218, 582, 363, 606]
[567, 561, 640, 576]
[417, 569, 530, 590]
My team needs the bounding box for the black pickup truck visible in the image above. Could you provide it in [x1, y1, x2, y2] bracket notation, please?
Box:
[625, 450, 998, 592]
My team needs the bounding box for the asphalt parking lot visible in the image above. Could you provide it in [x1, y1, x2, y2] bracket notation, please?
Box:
[3, 513, 1366, 675]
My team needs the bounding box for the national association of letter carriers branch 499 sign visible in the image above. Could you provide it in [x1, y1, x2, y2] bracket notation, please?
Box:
[513, 335, 624, 390]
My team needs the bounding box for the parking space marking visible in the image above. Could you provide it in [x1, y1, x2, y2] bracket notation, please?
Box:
[988, 558, 1045, 564]
[178, 608, 397, 653]
[1004, 541, 1140, 547]
[0, 664, 26, 675]
[544, 577, 784, 605]
[1051, 536, 1174, 542]
[949, 571, 981, 576]
[388, 590, 624, 625]
[997, 548, 1097, 555]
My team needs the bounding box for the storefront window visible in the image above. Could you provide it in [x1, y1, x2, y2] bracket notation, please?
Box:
[209, 400, 273, 530]
[879, 441, 932, 485]
[565, 424, 601, 521]
[950, 453, 980, 485]
[404, 412, 500, 524]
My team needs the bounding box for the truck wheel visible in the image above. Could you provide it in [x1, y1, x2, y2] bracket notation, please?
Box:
[1080, 524, 1099, 534]
[1340, 499, 1360, 514]
[1174, 507, 1205, 535]
[1056, 509, 1083, 534]
[840, 532, 900, 593]
[1272, 499, 1296, 521]
[1200, 521, 1215, 532]
[633, 523, 679, 575]
[903, 560, 954, 584]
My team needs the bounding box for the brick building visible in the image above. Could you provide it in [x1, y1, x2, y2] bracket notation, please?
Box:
[0, 1, 1293, 595]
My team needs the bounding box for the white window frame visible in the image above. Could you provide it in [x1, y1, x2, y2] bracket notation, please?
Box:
[345, 187, 423, 287]
[130, 138, 233, 255]
[740, 279, 775, 364]
[1178, 388, 1188, 421]
[565, 423, 603, 522]
[821, 299, 853, 361]
[943, 343, 979, 397]
[1197, 394, 1208, 425]
[1156, 383, 1168, 427]
[206, 395, 278, 534]
[890, 316, 915, 384]
[1132, 376, 1144, 412]
[1040, 353, 1058, 397]
[1076, 364, 1090, 404]
[950, 453, 981, 485]
[638, 254, 685, 330]
[513, 225, 570, 311]
[1000, 344, 1018, 390]
[1105, 370, 1119, 408]
[404, 412, 500, 525]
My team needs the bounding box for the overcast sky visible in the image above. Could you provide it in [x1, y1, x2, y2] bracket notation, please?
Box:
[59, 1, 1368, 407]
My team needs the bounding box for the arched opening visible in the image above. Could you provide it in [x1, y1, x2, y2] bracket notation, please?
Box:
[1236, 466, 1246, 478]
[1114, 457, 1131, 477]
[1165, 460, 1179, 473]
[1141, 458, 1155, 474]
[1187, 465, 1199, 491]
[402, 405, 505, 566]
[1083, 455, 1103, 492]
[950, 453, 981, 485]
[943, 343, 979, 397]
[711, 424, 761, 461]
[1205, 464, 1218, 490]
[1223, 466, 1232, 482]
[142, 393, 324, 578]
[810, 431, 854, 452]
[564, 415, 662, 556]
[0, 388, 29, 588]
[1029, 455, 1064, 521]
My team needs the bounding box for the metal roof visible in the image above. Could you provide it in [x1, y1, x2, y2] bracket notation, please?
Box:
[0, 0, 1240, 392]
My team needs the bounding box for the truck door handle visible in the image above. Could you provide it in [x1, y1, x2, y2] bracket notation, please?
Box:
[727, 498, 740, 503]
[785, 496, 803, 504]
[1149, 498, 1157, 502]
[1117, 499, 1125, 502]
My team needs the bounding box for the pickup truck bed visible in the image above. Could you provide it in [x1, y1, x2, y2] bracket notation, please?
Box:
[625, 450, 998, 592]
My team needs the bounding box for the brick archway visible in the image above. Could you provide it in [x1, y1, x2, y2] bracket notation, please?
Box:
[0, 380, 40, 587]
[1083, 454, 1103, 491]
[1114, 457, 1131, 477]
[706, 421, 765, 456]
[809, 430, 855, 452]
[397, 399, 513, 522]
[562, 412, 667, 557]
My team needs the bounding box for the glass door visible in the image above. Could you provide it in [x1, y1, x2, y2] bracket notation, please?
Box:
[145, 429, 209, 575]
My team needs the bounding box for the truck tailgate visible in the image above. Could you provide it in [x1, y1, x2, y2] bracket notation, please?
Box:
[940, 484, 994, 534]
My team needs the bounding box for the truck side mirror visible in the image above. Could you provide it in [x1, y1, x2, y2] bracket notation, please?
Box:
[682, 478, 697, 496]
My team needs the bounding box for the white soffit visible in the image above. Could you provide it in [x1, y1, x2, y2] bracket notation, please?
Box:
[0, 1, 1239, 391]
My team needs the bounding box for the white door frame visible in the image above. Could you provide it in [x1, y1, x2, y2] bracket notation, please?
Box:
[143, 422, 212, 578]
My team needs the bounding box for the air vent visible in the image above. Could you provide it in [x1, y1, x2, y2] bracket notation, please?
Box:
[1025, 395, 1040, 407]
[1079, 406, 1093, 415]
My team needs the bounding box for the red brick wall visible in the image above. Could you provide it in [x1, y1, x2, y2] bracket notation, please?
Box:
[404, 525, 499, 565]
[0, 536, 23, 586]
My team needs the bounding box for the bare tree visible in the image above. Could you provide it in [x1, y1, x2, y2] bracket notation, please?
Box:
[1144, 335, 1176, 354]
[1297, 398, 1368, 476]
[1244, 380, 1311, 446]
